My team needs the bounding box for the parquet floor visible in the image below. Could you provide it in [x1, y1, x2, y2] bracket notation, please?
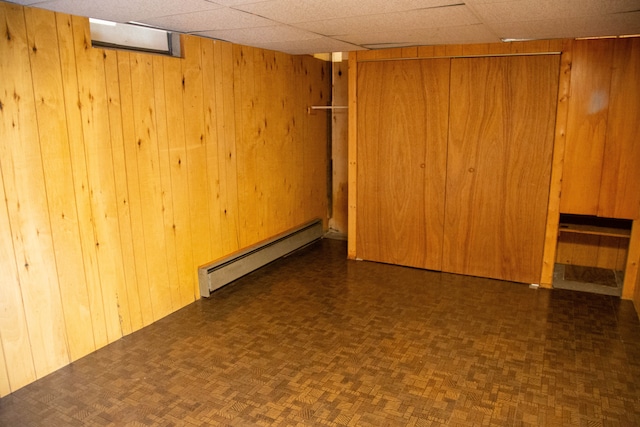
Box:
[1, 238, 640, 426]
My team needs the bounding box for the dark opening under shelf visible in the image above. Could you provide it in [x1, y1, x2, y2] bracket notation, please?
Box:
[558, 214, 632, 238]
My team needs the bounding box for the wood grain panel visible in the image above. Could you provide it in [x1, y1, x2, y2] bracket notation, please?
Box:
[0, 144, 36, 394]
[292, 56, 308, 227]
[181, 35, 213, 267]
[357, 59, 449, 270]
[56, 13, 115, 339]
[213, 40, 240, 254]
[103, 48, 135, 335]
[556, 233, 628, 270]
[0, 2, 70, 377]
[359, 39, 565, 63]
[269, 51, 297, 233]
[233, 44, 262, 246]
[462, 43, 491, 56]
[564, 234, 601, 267]
[560, 39, 614, 216]
[330, 60, 349, 235]
[623, 220, 640, 299]
[162, 54, 196, 306]
[72, 15, 124, 344]
[130, 52, 173, 320]
[25, 7, 96, 360]
[596, 236, 628, 271]
[599, 37, 640, 219]
[117, 51, 154, 328]
[0, 336, 8, 396]
[277, 52, 303, 229]
[151, 55, 180, 312]
[201, 39, 224, 262]
[444, 55, 559, 284]
[252, 48, 271, 237]
[301, 56, 330, 228]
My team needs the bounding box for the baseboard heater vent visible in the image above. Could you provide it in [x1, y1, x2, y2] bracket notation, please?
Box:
[198, 219, 323, 297]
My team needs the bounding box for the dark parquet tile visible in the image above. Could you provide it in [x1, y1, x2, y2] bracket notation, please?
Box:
[1, 238, 640, 426]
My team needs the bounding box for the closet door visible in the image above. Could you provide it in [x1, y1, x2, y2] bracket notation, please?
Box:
[356, 59, 449, 270]
[443, 55, 560, 284]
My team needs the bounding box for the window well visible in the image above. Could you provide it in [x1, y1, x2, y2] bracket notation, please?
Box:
[89, 18, 180, 57]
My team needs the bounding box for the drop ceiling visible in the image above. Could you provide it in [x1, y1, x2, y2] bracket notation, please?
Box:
[9, 0, 640, 55]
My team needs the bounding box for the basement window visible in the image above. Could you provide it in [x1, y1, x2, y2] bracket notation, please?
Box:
[89, 18, 180, 57]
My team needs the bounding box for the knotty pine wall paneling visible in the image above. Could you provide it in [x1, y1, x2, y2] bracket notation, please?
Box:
[0, 170, 32, 395]
[182, 36, 214, 274]
[301, 55, 331, 227]
[329, 60, 349, 236]
[213, 40, 241, 255]
[0, 3, 70, 385]
[72, 14, 126, 346]
[234, 44, 262, 247]
[117, 50, 155, 329]
[0, 326, 8, 396]
[25, 7, 98, 361]
[60, 12, 118, 342]
[161, 54, 197, 307]
[201, 39, 225, 265]
[103, 49, 139, 335]
[131, 52, 174, 320]
[151, 54, 182, 312]
[0, 1, 330, 396]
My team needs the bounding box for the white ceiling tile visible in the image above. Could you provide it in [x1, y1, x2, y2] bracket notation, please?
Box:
[339, 24, 500, 47]
[466, 0, 640, 23]
[33, 0, 221, 23]
[206, 0, 271, 5]
[244, 36, 365, 55]
[196, 25, 320, 44]
[233, 0, 462, 24]
[139, 7, 274, 32]
[493, 12, 640, 40]
[298, 5, 479, 36]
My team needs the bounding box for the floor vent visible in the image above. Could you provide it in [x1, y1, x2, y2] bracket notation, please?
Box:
[198, 219, 323, 297]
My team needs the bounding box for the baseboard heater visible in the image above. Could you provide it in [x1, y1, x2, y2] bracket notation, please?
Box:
[198, 219, 323, 297]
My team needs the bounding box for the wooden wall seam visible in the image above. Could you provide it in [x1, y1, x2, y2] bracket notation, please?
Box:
[540, 39, 574, 288]
[347, 54, 358, 259]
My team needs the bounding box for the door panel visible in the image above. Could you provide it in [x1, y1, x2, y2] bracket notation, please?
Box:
[356, 59, 449, 270]
[560, 39, 614, 216]
[599, 38, 640, 219]
[443, 55, 560, 283]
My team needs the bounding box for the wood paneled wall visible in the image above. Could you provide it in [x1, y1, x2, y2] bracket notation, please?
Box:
[329, 60, 349, 236]
[0, 2, 329, 397]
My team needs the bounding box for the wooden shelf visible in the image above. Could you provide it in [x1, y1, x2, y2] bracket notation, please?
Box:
[558, 222, 631, 238]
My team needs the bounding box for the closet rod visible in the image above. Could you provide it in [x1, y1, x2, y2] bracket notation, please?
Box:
[307, 105, 348, 113]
